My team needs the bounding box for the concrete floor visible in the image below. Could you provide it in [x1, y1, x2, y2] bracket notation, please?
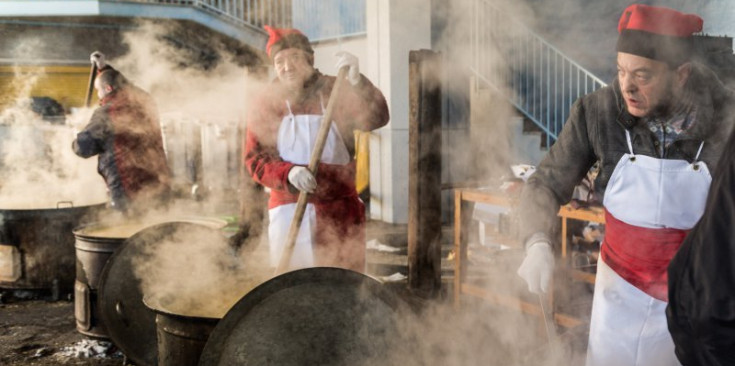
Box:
[0, 218, 592, 366]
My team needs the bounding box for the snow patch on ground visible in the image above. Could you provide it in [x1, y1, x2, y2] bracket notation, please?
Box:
[367, 239, 401, 252]
[379, 272, 408, 282]
[58, 339, 122, 359]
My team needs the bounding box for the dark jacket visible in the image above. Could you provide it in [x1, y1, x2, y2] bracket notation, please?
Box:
[667, 125, 735, 366]
[518, 63, 735, 244]
[72, 85, 171, 211]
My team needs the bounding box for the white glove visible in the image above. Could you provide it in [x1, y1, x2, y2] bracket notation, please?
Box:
[287, 166, 316, 193]
[90, 51, 107, 69]
[516, 241, 555, 294]
[334, 51, 361, 86]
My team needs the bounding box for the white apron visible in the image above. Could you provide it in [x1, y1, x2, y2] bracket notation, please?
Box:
[587, 130, 711, 366]
[268, 100, 350, 269]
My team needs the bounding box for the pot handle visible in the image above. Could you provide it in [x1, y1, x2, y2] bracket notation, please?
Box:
[116, 301, 129, 327]
[57, 201, 74, 209]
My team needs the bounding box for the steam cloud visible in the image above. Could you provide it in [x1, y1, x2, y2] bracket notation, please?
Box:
[0, 2, 614, 363]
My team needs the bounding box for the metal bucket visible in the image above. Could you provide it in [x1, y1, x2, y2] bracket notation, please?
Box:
[144, 295, 219, 366]
[73, 222, 143, 338]
[160, 115, 201, 196]
[200, 120, 240, 195]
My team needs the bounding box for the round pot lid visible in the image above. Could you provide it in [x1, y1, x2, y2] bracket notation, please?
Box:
[198, 267, 411, 366]
[74, 216, 228, 240]
[99, 222, 229, 366]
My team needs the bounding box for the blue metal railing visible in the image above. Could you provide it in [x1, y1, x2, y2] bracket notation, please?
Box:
[470, 0, 607, 147]
[106, 0, 367, 42]
[107, 0, 291, 30]
[292, 0, 366, 42]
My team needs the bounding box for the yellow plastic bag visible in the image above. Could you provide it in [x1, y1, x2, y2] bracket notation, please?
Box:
[354, 130, 370, 194]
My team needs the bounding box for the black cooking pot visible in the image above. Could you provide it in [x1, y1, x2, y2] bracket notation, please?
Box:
[0, 201, 106, 297]
[98, 220, 230, 366]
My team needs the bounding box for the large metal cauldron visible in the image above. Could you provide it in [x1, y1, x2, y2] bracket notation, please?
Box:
[73, 217, 227, 341]
[98, 221, 230, 366]
[0, 201, 105, 297]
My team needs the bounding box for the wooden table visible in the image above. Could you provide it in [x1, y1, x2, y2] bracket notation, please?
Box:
[558, 204, 604, 284]
[452, 188, 602, 329]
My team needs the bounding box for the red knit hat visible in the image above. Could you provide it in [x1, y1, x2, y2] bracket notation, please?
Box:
[264, 25, 314, 60]
[616, 4, 703, 67]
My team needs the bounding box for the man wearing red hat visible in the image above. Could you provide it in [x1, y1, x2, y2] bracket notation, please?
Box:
[244, 26, 389, 272]
[73, 51, 171, 213]
[514, 4, 735, 365]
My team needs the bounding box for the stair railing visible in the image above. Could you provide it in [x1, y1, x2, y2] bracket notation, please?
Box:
[105, 0, 291, 30]
[470, 0, 607, 147]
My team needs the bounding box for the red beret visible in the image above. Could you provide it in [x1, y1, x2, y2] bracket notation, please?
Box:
[264, 25, 314, 60]
[618, 4, 702, 37]
[616, 4, 703, 66]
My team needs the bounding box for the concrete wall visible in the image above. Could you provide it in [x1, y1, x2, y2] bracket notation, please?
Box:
[313, 1, 435, 225]
[310, 37, 368, 76]
[364, 0, 432, 224]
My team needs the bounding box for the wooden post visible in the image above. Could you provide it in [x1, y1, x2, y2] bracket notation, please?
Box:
[407, 50, 442, 298]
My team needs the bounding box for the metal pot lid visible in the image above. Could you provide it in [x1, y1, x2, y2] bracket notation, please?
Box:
[99, 222, 228, 366]
[73, 216, 228, 240]
[198, 267, 410, 366]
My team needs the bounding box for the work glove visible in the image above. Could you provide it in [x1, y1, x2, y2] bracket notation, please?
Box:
[90, 51, 107, 69]
[517, 241, 554, 294]
[334, 51, 361, 86]
[288, 166, 316, 193]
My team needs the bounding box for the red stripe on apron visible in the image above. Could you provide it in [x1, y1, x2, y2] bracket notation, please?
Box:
[600, 209, 688, 302]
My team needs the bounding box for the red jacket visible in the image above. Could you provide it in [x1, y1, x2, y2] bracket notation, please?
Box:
[244, 71, 389, 270]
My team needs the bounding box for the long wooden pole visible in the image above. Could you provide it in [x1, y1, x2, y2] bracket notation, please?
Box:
[84, 63, 98, 107]
[275, 66, 348, 275]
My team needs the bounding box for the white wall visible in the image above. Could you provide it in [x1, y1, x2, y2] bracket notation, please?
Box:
[364, 0, 432, 224]
[302, 0, 434, 225]
[311, 37, 368, 75]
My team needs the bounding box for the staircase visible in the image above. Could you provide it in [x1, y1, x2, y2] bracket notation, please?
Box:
[467, 0, 607, 148]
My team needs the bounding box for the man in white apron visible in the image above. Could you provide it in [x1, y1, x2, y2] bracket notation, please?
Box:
[244, 26, 389, 272]
[515, 4, 735, 365]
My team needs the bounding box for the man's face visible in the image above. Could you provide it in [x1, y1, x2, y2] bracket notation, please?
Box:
[273, 48, 314, 90]
[94, 77, 112, 100]
[617, 52, 684, 117]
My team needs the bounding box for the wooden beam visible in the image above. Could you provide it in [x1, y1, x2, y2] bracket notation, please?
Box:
[407, 49, 442, 298]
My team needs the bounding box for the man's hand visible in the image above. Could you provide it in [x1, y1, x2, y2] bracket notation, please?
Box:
[90, 51, 107, 69]
[334, 51, 361, 86]
[288, 166, 316, 193]
[517, 241, 555, 294]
